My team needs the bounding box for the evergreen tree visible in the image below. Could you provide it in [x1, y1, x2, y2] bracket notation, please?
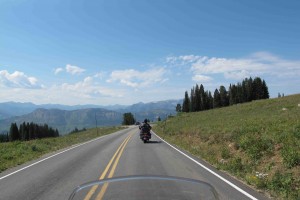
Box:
[190, 87, 195, 112]
[182, 91, 190, 112]
[29, 122, 34, 140]
[22, 122, 29, 140]
[252, 77, 263, 100]
[248, 77, 254, 101]
[262, 80, 269, 99]
[213, 89, 221, 108]
[229, 84, 237, 105]
[195, 84, 201, 111]
[19, 123, 25, 141]
[219, 85, 229, 107]
[55, 129, 59, 137]
[242, 77, 253, 102]
[236, 83, 244, 103]
[176, 104, 182, 112]
[207, 91, 214, 109]
[9, 123, 20, 141]
[199, 84, 205, 111]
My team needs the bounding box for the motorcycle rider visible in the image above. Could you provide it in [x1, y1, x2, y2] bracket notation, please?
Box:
[139, 119, 152, 139]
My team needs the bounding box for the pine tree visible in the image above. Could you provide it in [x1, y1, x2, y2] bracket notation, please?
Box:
[195, 84, 201, 111]
[190, 87, 195, 112]
[219, 85, 229, 107]
[252, 77, 263, 100]
[9, 123, 20, 141]
[236, 83, 243, 103]
[182, 91, 190, 112]
[199, 84, 205, 111]
[208, 91, 214, 109]
[176, 104, 182, 112]
[229, 84, 237, 105]
[213, 89, 221, 108]
[262, 80, 269, 99]
[242, 77, 253, 102]
[19, 123, 25, 141]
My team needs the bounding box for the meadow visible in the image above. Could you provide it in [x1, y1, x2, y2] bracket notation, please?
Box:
[154, 94, 300, 199]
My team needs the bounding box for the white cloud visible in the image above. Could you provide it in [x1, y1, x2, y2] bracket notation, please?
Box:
[166, 55, 202, 65]
[54, 67, 64, 75]
[168, 52, 300, 81]
[94, 72, 104, 79]
[107, 68, 168, 88]
[66, 64, 85, 75]
[191, 56, 268, 75]
[224, 70, 251, 80]
[0, 70, 40, 88]
[60, 76, 123, 98]
[192, 74, 213, 82]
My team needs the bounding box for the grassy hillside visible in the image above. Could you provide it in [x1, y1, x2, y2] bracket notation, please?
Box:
[154, 94, 300, 199]
[0, 126, 124, 173]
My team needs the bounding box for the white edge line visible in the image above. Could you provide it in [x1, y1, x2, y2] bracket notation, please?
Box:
[153, 132, 259, 200]
[0, 134, 109, 181]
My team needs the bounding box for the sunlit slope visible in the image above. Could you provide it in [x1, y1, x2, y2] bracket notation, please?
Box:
[154, 94, 300, 199]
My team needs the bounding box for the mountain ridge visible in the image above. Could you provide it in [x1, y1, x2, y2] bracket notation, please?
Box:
[0, 99, 182, 134]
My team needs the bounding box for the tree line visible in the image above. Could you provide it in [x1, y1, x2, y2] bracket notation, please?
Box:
[2, 122, 59, 142]
[177, 77, 269, 113]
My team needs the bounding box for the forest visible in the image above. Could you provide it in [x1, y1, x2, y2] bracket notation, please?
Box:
[178, 77, 269, 112]
[0, 122, 59, 142]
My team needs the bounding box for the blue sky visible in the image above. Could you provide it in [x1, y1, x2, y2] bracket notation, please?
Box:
[1, 0, 300, 105]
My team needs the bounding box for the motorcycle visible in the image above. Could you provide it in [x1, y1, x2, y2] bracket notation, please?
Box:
[68, 175, 219, 200]
[139, 125, 151, 143]
[140, 131, 151, 143]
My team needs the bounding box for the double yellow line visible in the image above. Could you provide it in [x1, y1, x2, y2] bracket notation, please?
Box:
[84, 133, 133, 200]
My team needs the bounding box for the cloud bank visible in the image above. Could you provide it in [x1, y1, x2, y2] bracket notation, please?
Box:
[167, 52, 300, 82]
[1, 52, 299, 105]
[0, 70, 40, 88]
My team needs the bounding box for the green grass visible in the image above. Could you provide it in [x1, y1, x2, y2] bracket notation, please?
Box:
[153, 94, 300, 199]
[0, 126, 124, 173]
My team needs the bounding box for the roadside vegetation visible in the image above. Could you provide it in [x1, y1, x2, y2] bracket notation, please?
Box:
[0, 126, 124, 173]
[154, 94, 300, 199]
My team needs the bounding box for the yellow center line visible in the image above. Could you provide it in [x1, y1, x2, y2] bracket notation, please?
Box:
[95, 134, 133, 200]
[84, 134, 132, 200]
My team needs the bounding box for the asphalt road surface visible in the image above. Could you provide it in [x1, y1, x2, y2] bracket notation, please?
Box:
[0, 127, 270, 200]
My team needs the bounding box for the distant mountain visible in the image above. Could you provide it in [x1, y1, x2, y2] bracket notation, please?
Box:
[0, 102, 38, 119]
[0, 102, 126, 120]
[122, 100, 182, 122]
[0, 99, 182, 134]
[0, 108, 122, 135]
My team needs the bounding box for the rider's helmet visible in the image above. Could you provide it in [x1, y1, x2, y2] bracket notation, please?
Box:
[144, 119, 148, 123]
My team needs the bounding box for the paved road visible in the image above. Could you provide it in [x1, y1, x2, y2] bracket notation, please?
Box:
[0, 127, 269, 200]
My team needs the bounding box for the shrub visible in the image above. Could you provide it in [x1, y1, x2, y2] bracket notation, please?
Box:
[281, 145, 300, 168]
[268, 171, 299, 199]
[293, 124, 300, 139]
[246, 174, 266, 189]
[228, 157, 244, 174]
[221, 147, 231, 159]
[239, 134, 273, 161]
